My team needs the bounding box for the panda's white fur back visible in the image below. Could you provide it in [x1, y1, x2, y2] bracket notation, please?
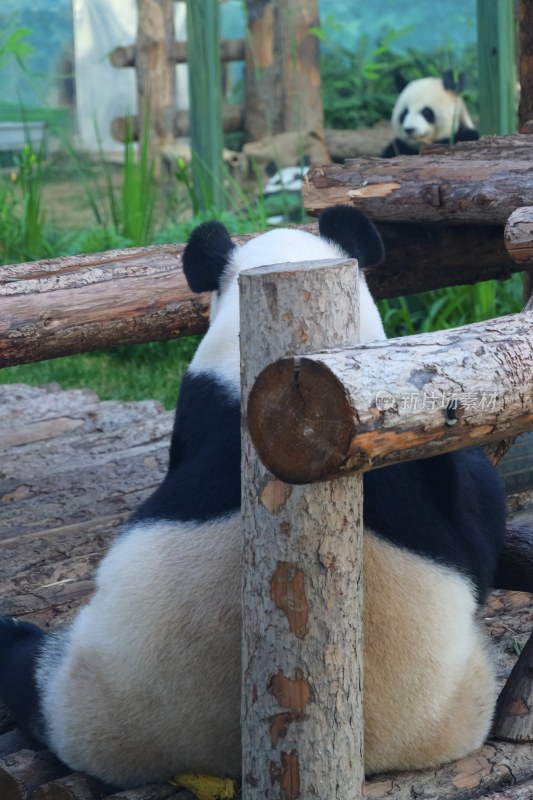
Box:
[36, 522, 495, 785]
[37, 516, 242, 785]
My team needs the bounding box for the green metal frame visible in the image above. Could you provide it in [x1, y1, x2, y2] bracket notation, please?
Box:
[185, 0, 225, 211]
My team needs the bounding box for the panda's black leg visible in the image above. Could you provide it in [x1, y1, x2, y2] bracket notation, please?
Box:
[0, 617, 47, 742]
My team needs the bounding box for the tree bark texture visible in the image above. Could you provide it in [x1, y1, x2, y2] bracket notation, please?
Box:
[240, 259, 364, 799]
[493, 631, 533, 742]
[247, 312, 533, 484]
[0, 242, 209, 367]
[505, 207, 533, 263]
[519, 0, 533, 129]
[244, 0, 323, 141]
[1, 222, 525, 368]
[0, 749, 70, 800]
[136, 0, 176, 169]
[302, 139, 533, 225]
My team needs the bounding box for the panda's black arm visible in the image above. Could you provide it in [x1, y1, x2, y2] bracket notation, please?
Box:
[494, 523, 533, 593]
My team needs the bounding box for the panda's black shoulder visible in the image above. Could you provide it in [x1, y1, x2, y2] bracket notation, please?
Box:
[363, 447, 506, 601]
[132, 372, 241, 524]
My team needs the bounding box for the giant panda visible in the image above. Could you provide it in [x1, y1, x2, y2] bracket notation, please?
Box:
[0, 206, 505, 787]
[382, 73, 479, 157]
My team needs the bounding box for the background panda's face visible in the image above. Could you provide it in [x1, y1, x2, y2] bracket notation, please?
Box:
[391, 77, 475, 147]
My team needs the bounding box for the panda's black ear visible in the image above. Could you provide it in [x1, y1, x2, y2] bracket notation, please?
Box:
[394, 72, 409, 94]
[442, 69, 466, 93]
[318, 205, 385, 268]
[182, 221, 236, 293]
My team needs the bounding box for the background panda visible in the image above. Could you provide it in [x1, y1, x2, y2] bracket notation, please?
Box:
[382, 72, 479, 157]
[0, 206, 386, 788]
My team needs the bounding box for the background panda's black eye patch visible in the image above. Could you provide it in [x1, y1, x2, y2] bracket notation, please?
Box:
[399, 108, 408, 123]
[421, 106, 436, 123]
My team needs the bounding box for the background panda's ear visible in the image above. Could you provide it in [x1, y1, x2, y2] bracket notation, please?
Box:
[182, 221, 236, 293]
[394, 72, 409, 94]
[318, 205, 385, 268]
[442, 69, 466, 93]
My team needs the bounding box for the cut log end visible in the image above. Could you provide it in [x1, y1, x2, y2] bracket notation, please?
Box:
[247, 357, 353, 484]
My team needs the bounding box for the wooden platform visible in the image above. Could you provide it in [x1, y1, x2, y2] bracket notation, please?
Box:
[1, 383, 533, 800]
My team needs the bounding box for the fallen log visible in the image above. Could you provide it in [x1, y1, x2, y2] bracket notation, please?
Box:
[505, 206, 533, 263]
[302, 138, 533, 225]
[0, 223, 523, 368]
[493, 631, 533, 742]
[0, 749, 70, 800]
[111, 105, 244, 142]
[247, 312, 533, 483]
[31, 773, 114, 800]
[110, 39, 245, 68]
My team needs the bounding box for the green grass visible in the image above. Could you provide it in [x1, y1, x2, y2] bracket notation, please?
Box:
[0, 338, 201, 410]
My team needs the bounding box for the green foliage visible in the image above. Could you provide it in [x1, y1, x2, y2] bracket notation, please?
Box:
[1, 339, 201, 410]
[0, 26, 33, 66]
[379, 275, 523, 338]
[0, 139, 51, 263]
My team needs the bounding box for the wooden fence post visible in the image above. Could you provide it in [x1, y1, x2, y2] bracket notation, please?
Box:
[240, 258, 364, 799]
[136, 0, 177, 173]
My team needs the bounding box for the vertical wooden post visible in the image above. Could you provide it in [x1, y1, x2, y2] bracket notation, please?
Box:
[136, 0, 177, 174]
[518, 0, 533, 128]
[518, 0, 533, 303]
[240, 259, 364, 799]
[476, 0, 517, 134]
[244, 0, 324, 142]
[185, 0, 225, 211]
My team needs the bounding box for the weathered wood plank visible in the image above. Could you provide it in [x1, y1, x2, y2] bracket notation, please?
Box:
[248, 312, 533, 483]
[302, 139, 533, 224]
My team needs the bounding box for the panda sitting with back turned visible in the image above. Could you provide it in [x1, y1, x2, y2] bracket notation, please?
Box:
[382, 71, 480, 157]
[0, 206, 505, 788]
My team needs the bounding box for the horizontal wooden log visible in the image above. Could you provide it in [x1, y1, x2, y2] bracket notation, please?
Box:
[1, 223, 524, 368]
[109, 38, 245, 68]
[366, 222, 518, 297]
[302, 137, 533, 225]
[31, 772, 114, 800]
[505, 206, 533, 263]
[247, 312, 533, 483]
[364, 741, 533, 799]
[111, 104, 244, 142]
[0, 242, 207, 367]
[0, 749, 69, 800]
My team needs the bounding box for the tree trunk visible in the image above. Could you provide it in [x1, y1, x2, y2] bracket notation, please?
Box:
[247, 311, 533, 484]
[244, 0, 323, 141]
[135, 0, 176, 171]
[302, 140, 533, 225]
[519, 0, 533, 129]
[240, 259, 364, 798]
